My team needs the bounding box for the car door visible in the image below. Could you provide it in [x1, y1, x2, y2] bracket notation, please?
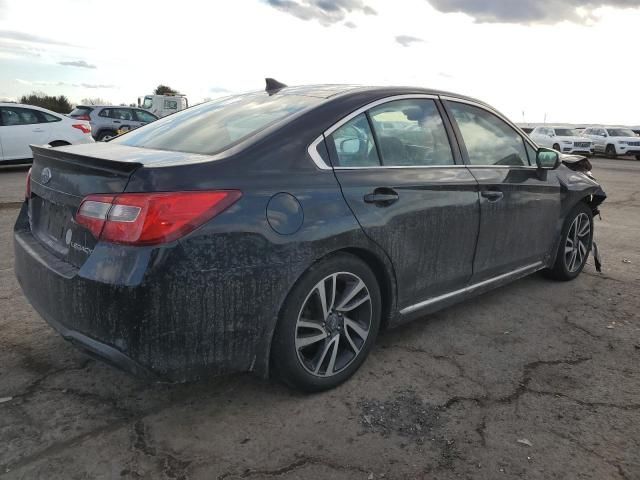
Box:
[325, 96, 480, 311]
[592, 128, 607, 152]
[443, 99, 561, 282]
[0, 107, 50, 160]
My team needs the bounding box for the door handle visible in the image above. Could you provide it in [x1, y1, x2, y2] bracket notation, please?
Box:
[364, 188, 399, 206]
[113, 120, 121, 124]
[32, 128, 45, 133]
[481, 190, 504, 202]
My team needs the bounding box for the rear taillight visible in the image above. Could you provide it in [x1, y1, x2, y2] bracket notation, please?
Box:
[25, 168, 32, 199]
[72, 123, 92, 134]
[76, 191, 241, 245]
[74, 114, 91, 121]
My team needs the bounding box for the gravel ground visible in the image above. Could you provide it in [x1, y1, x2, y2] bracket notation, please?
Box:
[0, 157, 638, 479]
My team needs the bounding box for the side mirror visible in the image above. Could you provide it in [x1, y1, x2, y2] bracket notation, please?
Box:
[536, 148, 560, 170]
[340, 138, 361, 154]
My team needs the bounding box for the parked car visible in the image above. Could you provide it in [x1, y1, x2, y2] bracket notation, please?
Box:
[582, 126, 640, 159]
[68, 105, 158, 142]
[0, 103, 93, 165]
[15, 83, 605, 392]
[529, 126, 594, 156]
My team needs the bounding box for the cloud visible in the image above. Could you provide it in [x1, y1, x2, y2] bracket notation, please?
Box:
[58, 60, 96, 69]
[265, 0, 377, 26]
[0, 30, 75, 46]
[344, 20, 357, 28]
[16, 79, 115, 89]
[395, 35, 424, 47]
[427, 0, 640, 24]
[0, 40, 43, 58]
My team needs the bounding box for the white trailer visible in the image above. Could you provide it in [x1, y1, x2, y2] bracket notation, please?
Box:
[138, 94, 188, 117]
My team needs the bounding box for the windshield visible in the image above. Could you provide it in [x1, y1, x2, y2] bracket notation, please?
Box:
[554, 128, 579, 136]
[113, 92, 321, 155]
[607, 128, 636, 137]
[142, 97, 154, 109]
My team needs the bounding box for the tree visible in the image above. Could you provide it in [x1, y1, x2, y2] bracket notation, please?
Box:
[80, 97, 111, 106]
[20, 92, 73, 113]
[154, 84, 178, 95]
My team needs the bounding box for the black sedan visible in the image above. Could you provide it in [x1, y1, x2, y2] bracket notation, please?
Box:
[15, 82, 605, 391]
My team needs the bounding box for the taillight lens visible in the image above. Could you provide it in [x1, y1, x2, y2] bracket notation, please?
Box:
[25, 168, 32, 199]
[76, 191, 241, 245]
[74, 114, 91, 121]
[72, 123, 92, 134]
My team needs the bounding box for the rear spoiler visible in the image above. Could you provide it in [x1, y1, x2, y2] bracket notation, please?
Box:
[31, 145, 142, 176]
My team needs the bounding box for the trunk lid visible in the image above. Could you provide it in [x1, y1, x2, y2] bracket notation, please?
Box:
[29, 144, 144, 267]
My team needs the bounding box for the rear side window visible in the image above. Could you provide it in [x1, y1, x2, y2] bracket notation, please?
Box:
[368, 99, 454, 166]
[448, 102, 528, 167]
[114, 93, 321, 155]
[328, 114, 380, 167]
[42, 112, 61, 122]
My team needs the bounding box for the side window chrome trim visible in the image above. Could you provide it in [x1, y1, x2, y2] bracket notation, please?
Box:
[307, 94, 441, 170]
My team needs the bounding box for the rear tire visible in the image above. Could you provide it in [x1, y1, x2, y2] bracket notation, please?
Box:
[97, 131, 116, 142]
[546, 202, 593, 281]
[605, 144, 617, 159]
[635, 155, 640, 161]
[271, 253, 381, 392]
[553, 143, 561, 152]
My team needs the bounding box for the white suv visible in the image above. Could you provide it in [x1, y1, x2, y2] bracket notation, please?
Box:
[529, 126, 594, 156]
[0, 103, 94, 165]
[582, 127, 640, 160]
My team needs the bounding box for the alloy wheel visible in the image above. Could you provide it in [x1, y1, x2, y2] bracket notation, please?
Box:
[295, 272, 372, 377]
[564, 213, 591, 273]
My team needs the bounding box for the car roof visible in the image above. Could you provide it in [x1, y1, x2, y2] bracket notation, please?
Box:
[0, 102, 62, 115]
[272, 84, 491, 105]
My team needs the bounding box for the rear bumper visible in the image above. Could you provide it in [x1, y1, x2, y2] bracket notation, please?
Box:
[13, 203, 283, 382]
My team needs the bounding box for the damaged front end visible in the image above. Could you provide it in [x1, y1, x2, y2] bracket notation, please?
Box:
[560, 153, 607, 271]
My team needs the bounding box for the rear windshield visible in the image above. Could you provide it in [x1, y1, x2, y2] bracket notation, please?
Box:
[69, 106, 93, 116]
[113, 93, 321, 155]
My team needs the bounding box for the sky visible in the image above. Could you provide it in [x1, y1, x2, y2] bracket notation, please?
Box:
[0, 0, 639, 124]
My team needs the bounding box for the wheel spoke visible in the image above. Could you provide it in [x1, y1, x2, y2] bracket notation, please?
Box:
[344, 328, 360, 354]
[298, 319, 325, 332]
[336, 279, 368, 312]
[344, 316, 368, 341]
[296, 332, 328, 349]
[316, 275, 336, 320]
[578, 220, 590, 237]
[314, 335, 339, 376]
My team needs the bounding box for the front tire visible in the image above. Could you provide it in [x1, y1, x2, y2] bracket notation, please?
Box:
[547, 203, 593, 281]
[635, 155, 640, 161]
[271, 253, 381, 392]
[553, 143, 561, 152]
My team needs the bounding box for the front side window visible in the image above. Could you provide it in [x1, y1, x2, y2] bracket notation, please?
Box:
[368, 99, 454, 166]
[114, 92, 321, 155]
[328, 113, 380, 167]
[607, 128, 635, 137]
[134, 110, 157, 123]
[448, 102, 528, 167]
